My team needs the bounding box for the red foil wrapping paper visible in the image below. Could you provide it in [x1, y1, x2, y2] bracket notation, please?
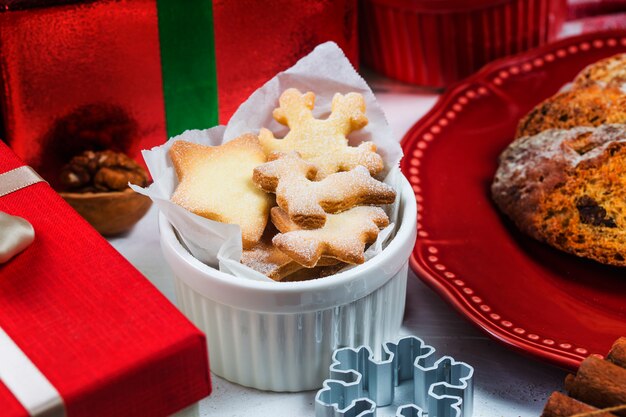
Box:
[0, 0, 167, 188]
[0, 0, 359, 181]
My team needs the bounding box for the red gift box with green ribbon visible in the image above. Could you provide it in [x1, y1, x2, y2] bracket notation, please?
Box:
[0, 0, 358, 187]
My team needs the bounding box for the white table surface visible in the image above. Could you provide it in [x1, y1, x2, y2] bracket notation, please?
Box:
[108, 80, 566, 417]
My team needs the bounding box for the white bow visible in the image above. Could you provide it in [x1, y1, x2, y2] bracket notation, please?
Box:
[0, 211, 34, 264]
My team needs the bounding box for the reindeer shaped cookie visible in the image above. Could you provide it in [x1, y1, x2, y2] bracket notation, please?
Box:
[259, 88, 384, 180]
[253, 152, 396, 229]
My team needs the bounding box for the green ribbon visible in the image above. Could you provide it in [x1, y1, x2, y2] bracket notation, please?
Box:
[156, 0, 219, 137]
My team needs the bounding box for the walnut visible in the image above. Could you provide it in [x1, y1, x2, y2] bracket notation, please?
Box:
[59, 150, 149, 192]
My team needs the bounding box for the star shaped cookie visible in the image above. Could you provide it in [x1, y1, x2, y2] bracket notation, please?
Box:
[169, 134, 272, 249]
[259, 88, 384, 179]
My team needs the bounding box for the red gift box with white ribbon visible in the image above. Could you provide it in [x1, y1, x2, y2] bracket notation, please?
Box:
[0, 141, 211, 417]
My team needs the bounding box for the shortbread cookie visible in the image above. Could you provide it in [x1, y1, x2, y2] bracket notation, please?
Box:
[241, 236, 339, 281]
[259, 88, 384, 179]
[241, 239, 303, 281]
[515, 85, 626, 138]
[170, 134, 273, 249]
[253, 152, 396, 229]
[282, 263, 347, 282]
[573, 53, 626, 90]
[492, 124, 626, 267]
[271, 206, 390, 267]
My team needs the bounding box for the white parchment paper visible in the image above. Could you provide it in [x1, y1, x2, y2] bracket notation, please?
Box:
[132, 42, 403, 282]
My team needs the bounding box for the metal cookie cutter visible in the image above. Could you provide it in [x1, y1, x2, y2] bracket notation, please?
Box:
[315, 336, 474, 417]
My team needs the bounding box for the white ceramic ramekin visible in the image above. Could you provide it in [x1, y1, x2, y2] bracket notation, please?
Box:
[159, 174, 417, 392]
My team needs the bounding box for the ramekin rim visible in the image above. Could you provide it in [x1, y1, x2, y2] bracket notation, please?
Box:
[159, 174, 416, 294]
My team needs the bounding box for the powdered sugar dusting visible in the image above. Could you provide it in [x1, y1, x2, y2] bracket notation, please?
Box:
[258, 88, 384, 179]
[239, 239, 299, 280]
[253, 152, 395, 229]
[272, 206, 389, 267]
[496, 124, 626, 182]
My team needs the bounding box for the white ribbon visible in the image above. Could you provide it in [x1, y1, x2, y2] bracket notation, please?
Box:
[0, 165, 65, 416]
[0, 328, 65, 417]
[0, 166, 45, 198]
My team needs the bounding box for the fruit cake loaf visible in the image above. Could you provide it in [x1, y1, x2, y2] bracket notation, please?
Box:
[492, 124, 626, 266]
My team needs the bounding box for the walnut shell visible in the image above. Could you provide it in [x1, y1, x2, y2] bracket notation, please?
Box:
[60, 188, 152, 236]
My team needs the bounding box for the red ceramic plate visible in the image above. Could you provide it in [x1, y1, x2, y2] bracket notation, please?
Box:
[401, 31, 626, 370]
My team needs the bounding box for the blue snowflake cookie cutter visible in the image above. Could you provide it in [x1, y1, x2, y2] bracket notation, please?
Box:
[314, 335, 474, 417]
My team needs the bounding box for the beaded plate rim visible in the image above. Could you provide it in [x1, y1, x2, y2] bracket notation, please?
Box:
[401, 30, 626, 371]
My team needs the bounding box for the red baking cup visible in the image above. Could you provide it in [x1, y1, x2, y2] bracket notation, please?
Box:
[567, 0, 626, 20]
[359, 0, 567, 88]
